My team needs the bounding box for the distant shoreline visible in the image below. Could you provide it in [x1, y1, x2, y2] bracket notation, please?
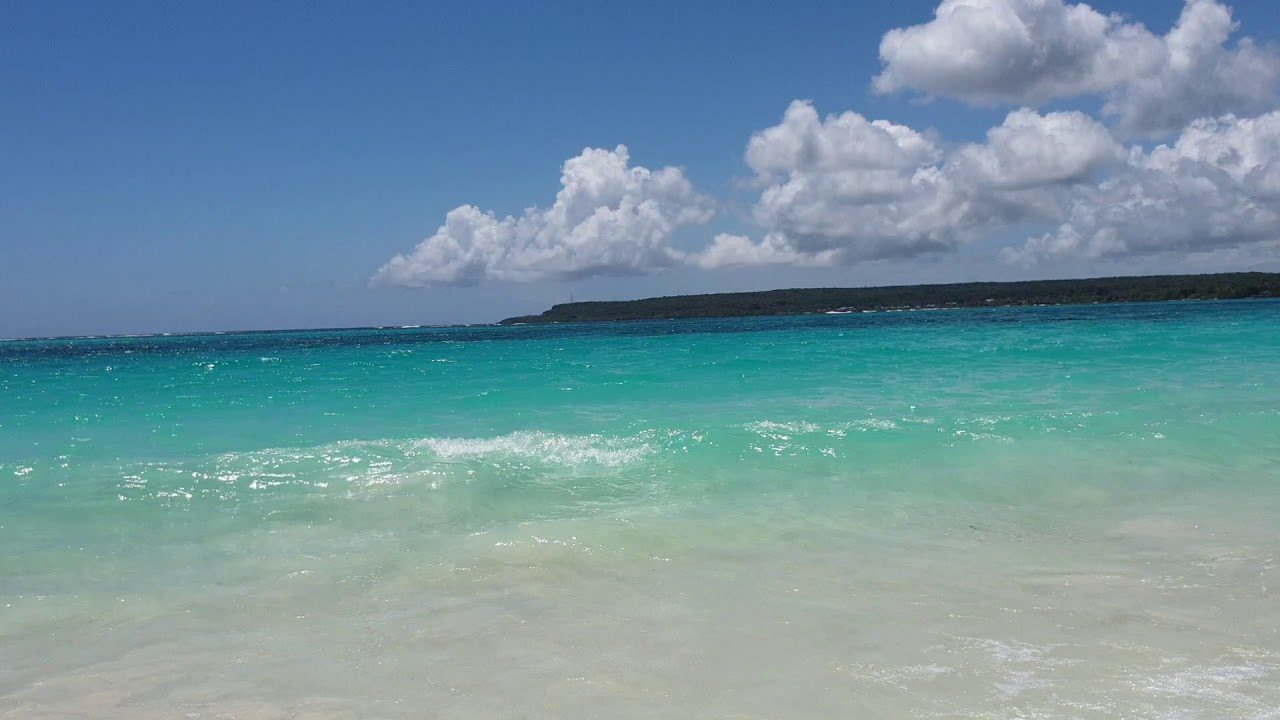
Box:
[8, 272, 1277, 341]
[499, 272, 1280, 325]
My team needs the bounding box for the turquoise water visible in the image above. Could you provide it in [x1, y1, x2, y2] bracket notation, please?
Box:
[3, 301, 1279, 718]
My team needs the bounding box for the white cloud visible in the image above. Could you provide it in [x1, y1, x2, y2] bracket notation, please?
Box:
[1003, 111, 1280, 263]
[746, 99, 943, 177]
[720, 101, 1280, 270]
[696, 102, 1120, 269]
[875, 0, 1163, 105]
[1106, 0, 1280, 136]
[950, 108, 1124, 190]
[875, 0, 1279, 136]
[372, 146, 714, 287]
[741, 100, 963, 262]
[691, 233, 840, 268]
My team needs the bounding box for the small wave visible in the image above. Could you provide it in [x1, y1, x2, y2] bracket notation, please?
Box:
[746, 418, 901, 438]
[747, 420, 823, 436]
[115, 430, 663, 504]
[415, 431, 653, 468]
[1142, 654, 1279, 710]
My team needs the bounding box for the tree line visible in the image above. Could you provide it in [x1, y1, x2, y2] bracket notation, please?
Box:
[499, 272, 1280, 324]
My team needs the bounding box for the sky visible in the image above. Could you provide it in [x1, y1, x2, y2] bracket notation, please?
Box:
[3, 0, 1280, 337]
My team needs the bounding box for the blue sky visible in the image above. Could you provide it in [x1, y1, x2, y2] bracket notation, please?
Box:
[3, 0, 1279, 337]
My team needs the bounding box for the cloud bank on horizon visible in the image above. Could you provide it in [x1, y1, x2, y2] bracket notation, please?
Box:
[375, 0, 1280, 287]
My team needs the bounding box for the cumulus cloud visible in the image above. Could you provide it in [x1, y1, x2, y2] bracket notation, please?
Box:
[719, 100, 1280, 270]
[740, 100, 961, 262]
[949, 108, 1125, 190]
[1003, 111, 1280, 263]
[1106, 0, 1280, 136]
[695, 101, 1120, 269]
[875, 0, 1161, 105]
[372, 146, 714, 287]
[875, 0, 1279, 136]
[691, 233, 841, 268]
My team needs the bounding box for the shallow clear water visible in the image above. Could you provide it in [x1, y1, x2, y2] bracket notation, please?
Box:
[3, 301, 1279, 719]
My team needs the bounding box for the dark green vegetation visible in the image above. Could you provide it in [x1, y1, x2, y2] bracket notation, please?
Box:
[500, 272, 1280, 324]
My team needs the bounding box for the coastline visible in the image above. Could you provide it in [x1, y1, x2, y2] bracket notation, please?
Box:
[499, 271, 1280, 325]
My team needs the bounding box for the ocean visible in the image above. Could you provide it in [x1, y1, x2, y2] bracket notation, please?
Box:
[2, 300, 1278, 719]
